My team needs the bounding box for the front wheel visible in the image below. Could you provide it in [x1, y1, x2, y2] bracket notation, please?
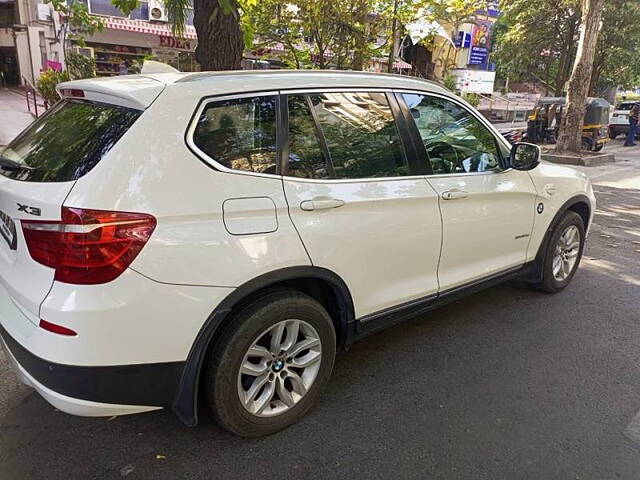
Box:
[534, 211, 586, 293]
[204, 290, 336, 437]
[594, 143, 604, 152]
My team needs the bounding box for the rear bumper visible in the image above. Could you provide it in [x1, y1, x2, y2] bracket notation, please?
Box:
[1, 331, 162, 417]
[0, 268, 233, 417]
[0, 321, 182, 411]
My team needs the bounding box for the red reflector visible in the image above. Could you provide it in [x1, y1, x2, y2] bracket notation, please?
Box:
[22, 207, 156, 285]
[59, 88, 85, 98]
[39, 319, 77, 336]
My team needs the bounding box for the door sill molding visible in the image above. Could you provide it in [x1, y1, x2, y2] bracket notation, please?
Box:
[354, 264, 527, 340]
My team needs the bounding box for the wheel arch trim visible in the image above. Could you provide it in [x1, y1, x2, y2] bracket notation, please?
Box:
[524, 194, 592, 283]
[172, 266, 355, 426]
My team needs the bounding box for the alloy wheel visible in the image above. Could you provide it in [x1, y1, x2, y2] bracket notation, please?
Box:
[237, 319, 322, 417]
[552, 225, 581, 281]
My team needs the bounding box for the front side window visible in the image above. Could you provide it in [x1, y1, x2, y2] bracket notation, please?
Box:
[287, 92, 409, 180]
[403, 93, 501, 175]
[192, 96, 278, 174]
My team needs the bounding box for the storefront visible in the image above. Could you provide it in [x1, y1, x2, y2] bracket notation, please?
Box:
[84, 17, 199, 76]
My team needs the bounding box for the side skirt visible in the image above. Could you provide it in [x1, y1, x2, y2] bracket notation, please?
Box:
[352, 263, 531, 341]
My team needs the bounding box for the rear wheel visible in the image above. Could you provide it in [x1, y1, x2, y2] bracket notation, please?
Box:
[534, 211, 585, 293]
[204, 291, 336, 437]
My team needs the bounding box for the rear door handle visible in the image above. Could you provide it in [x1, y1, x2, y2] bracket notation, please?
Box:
[441, 189, 469, 200]
[300, 198, 345, 211]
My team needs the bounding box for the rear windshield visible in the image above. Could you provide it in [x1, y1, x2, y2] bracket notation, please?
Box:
[617, 103, 635, 111]
[0, 99, 140, 182]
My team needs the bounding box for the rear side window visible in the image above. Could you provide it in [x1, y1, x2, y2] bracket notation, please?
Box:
[192, 96, 278, 175]
[0, 100, 140, 182]
[287, 92, 409, 180]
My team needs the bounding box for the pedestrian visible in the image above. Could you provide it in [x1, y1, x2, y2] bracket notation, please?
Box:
[624, 101, 640, 146]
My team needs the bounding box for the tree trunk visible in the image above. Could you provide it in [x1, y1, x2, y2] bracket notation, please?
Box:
[193, 0, 244, 71]
[387, 0, 399, 73]
[556, 0, 605, 153]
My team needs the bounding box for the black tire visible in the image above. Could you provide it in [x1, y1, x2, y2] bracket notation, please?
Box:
[534, 211, 586, 293]
[594, 143, 604, 152]
[204, 290, 336, 437]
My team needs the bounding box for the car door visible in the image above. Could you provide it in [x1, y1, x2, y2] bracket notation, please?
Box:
[397, 91, 537, 292]
[281, 90, 442, 319]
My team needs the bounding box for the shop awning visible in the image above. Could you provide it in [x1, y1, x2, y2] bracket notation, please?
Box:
[104, 18, 198, 40]
[393, 59, 412, 69]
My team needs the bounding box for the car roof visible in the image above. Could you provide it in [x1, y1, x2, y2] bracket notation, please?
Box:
[59, 70, 451, 109]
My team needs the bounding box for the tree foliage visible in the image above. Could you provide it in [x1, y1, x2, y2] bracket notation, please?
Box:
[249, 0, 483, 71]
[250, 0, 400, 69]
[36, 69, 70, 106]
[494, 0, 640, 95]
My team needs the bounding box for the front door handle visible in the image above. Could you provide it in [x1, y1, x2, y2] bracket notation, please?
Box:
[300, 198, 345, 211]
[442, 189, 469, 200]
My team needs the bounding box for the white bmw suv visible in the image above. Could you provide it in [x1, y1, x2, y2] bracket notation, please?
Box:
[0, 71, 595, 437]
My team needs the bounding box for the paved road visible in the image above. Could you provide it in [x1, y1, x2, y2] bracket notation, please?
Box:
[1, 140, 640, 479]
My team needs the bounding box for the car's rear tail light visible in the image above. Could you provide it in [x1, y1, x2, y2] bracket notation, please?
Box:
[22, 207, 156, 285]
[39, 319, 77, 336]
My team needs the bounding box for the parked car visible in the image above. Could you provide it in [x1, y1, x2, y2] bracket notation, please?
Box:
[0, 71, 595, 437]
[609, 100, 638, 139]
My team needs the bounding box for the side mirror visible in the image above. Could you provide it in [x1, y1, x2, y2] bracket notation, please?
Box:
[510, 142, 541, 171]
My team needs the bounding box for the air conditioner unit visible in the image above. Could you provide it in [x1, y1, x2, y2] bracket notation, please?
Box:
[71, 46, 95, 59]
[148, 0, 168, 22]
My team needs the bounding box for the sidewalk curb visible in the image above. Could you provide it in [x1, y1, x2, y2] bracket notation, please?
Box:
[542, 152, 616, 167]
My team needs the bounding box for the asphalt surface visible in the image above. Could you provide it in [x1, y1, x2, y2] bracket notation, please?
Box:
[1, 139, 640, 479]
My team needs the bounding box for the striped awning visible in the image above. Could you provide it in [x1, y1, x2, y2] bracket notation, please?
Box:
[104, 17, 198, 40]
[393, 59, 412, 69]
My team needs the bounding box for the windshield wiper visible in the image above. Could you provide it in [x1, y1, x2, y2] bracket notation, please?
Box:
[0, 157, 33, 171]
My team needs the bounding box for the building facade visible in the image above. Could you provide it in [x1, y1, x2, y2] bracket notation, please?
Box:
[0, 0, 64, 87]
[0, 0, 200, 87]
[78, 0, 199, 76]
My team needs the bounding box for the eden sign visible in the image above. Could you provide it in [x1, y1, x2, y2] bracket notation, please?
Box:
[159, 36, 192, 50]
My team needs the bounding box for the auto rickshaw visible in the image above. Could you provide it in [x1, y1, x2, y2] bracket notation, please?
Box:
[526, 97, 610, 151]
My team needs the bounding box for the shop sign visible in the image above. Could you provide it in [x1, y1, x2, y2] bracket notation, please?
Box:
[453, 69, 496, 94]
[159, 36, 192, 50]
[476, 1, 500, 17]
[45, 60, 62, 72]
[468, 21, 492, 66]
[454, 31, 471, 48]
